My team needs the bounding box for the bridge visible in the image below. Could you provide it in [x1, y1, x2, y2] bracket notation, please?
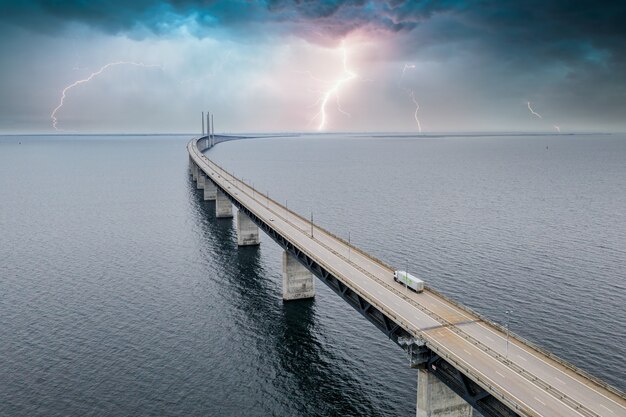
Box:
[188, 133, 626, 417]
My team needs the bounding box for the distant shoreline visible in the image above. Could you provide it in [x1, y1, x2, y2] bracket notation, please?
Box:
[0, 132, 617, 138]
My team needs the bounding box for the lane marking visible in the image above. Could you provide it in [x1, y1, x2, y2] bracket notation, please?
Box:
[463, 349, 472, 356]
[601, 404, 615, 414]
[555, 377, 566, 385]
[431, 333, 584, 417]
[496, 371, 506, 378]
[517, 355, 528, 362]
[534, 397, 546, 406]
[433, 324, 587, 417]
[418, 283, 622, 408]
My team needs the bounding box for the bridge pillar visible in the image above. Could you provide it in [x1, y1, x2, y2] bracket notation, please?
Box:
[197, 171, 206, 189]
[282, 251, 315, 301]
[237, 211, 259, 246]
[203, 178, 217, 201]
[192, 162, 198, 181]
[216, 189, 233, 218]
[416, 368, 472, 417]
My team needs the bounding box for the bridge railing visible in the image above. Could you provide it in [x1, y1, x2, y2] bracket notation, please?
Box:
[426, 284, 625, 399]
[191, 136, 395, 274]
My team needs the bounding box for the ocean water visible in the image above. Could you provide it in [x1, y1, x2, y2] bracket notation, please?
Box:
[0, 133, 624, 416]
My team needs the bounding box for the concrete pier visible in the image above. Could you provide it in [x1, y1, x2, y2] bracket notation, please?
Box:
[236, 210, 260, 246]
[192, 162, 198, 181]
[216, 189, 233, 218]
[282, 251, 315, 301]
[197, 171, 206, 189]
[416, 368, 472, 417]
[203, 179, 217, 201]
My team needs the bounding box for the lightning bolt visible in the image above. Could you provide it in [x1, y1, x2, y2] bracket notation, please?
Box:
[51, 61, 161, 131]
[527, 101, 543, 119]
[401, 63, 415, 78]
[527, 101, 563, 133]
[409, 90, 422, 133]
[400, 63, 422, 133]
[309, 42, 358, 131]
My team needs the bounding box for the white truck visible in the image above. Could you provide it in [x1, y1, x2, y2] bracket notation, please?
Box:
[394, 270, 424, 293]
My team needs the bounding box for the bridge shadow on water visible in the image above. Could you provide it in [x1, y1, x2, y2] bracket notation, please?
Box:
[187, 176, 385, 416]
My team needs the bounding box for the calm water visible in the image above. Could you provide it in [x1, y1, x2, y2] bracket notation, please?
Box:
[0, 134, 624, 416]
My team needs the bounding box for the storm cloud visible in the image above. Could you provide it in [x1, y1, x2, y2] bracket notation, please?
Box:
[1, 1, 623, 43]
[1, 0, 625, 132]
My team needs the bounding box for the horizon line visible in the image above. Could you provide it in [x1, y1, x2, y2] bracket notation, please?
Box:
[0, 131, 620, 137]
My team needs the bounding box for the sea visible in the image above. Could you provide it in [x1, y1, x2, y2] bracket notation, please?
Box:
[1, 133, 624, 416]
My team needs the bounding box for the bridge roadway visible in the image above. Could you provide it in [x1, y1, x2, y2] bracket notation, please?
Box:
[188, 137, 626, 417]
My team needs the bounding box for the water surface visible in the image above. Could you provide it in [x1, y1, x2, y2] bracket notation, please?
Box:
[1, 133, 624, 416]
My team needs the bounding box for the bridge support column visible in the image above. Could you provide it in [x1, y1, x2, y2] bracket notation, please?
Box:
[192, 162, 198, 181]
[416, 368, 472, 417]
[282, 251, 315, 301]
[197, 171, 206, 189]
[237, 211, 259, 246]
[203, 179, 217, 201]
[216, 189, 233, 218]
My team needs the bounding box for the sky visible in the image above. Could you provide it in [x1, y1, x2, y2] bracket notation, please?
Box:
[0, 0, 625, 134]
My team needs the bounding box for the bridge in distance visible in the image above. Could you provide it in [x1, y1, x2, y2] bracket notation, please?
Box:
[188, 133, 625, 417]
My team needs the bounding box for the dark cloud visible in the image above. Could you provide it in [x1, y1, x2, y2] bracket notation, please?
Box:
[0, 1, 456, 45]
[1, 1, 624, 57]
[3, 1, 625, 90]
[1, 0, 625, 131]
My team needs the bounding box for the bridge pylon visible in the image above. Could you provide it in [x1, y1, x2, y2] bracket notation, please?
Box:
[216, 189, 233, 218]
[282, 251, 315, 301]
[204, 179, 217, 201]
[197, 171, 206, 190]
[417, 368, 473, 417]
[237, 211, 260, 246]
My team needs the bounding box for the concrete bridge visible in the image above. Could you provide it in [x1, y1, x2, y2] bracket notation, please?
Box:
[188, 134, 626, 417]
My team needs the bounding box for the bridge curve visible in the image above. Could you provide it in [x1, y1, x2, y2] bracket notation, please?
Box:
[188, 135, 626, 417]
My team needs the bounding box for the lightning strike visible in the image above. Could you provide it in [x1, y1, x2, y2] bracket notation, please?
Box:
[409, 90, 422, 133]
[401, 63, 416, 78]
[399, 63, 422, 133]
[310, 42, 358, 131]
[527, 101, 543, 119]
[527, 101, 563, 132]
[51, 61, 160, 130]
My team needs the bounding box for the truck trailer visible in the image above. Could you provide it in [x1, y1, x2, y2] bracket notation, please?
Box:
[394, 270, 424, 293]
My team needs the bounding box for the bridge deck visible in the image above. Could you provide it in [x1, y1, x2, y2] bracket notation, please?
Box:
[189, 139, 625, 417]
